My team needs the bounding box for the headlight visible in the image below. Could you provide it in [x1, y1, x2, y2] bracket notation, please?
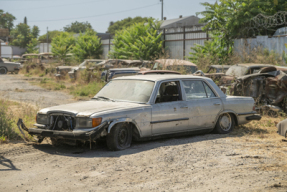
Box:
[36, 114, 49, 124]
[76, 117, 102, 128]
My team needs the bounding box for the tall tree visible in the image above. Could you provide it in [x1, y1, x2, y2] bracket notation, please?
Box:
[38, 30, 66, 43]
[51, 32, 75, 62]
[72, 29, 102, 61]
[108, 16, 153, 34]
[24, 16, 27, 25]
[0, 9, 16, 31]
[10, 23, 39, 48]
[63, 21, 93, 33]
[109, 19, 163, 60]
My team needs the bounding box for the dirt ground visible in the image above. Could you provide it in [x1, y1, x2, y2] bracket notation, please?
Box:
[1, 74, 287, 192]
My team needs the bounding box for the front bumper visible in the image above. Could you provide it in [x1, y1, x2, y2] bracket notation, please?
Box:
[28, 122, 108, 141]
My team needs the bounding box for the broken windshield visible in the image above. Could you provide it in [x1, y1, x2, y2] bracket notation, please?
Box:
[94, 80, 155, 103]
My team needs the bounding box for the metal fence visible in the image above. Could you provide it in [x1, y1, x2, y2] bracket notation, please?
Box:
[100, 26, 209, 60]
[234, 36, 287, 59]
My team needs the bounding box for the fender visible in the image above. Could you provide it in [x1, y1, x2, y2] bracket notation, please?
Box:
[107, 117, 141, 135]
[214, 109, 239, 126]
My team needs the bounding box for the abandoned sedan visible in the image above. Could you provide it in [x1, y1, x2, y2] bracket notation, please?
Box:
[0, 57, 22, 74]
[20, 75, 261, 150]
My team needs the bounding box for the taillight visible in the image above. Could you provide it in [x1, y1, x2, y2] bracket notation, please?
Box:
[253, 106, 256, 111]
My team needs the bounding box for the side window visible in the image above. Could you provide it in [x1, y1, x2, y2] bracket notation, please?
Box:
[182, 80, 207, 100]
[155, 81, 182, 103]
[203, 82, 217, 98]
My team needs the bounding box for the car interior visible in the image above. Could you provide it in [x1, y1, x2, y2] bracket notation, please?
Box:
[155, 81, 182, 103]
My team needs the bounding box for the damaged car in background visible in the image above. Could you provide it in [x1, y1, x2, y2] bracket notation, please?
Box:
[229, 66, 287, 117]
[18, 75, 261, 151]
[194, 65, 230, 81]
[0, 57, 22, 74]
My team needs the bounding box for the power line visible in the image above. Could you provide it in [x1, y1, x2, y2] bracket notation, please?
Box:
[8, 0, 108, 11]
[28, 3, 160, 23]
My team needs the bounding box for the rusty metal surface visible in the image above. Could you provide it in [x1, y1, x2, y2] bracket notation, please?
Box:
[231, 70, 287, 113]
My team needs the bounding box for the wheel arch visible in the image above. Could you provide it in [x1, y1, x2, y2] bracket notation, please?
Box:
[215, 110, 238, 126]
[107, 118, 142, 138]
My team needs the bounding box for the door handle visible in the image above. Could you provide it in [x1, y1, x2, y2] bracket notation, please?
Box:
[213, 103, 221, 106]
[180, 106, 188, 109]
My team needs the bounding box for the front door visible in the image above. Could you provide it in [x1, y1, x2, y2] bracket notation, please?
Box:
[151, 81, 189, 135]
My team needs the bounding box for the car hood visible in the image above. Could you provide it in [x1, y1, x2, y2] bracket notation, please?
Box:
[38, 100, 147, 117]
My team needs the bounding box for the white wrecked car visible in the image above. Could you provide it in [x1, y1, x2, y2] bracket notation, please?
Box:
[18, 75, 261, 150]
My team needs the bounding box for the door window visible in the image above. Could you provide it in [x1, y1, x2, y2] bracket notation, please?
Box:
[155, 81, 182, 103]
[203, 82, 217, 98]
[183, 80, 207, 100]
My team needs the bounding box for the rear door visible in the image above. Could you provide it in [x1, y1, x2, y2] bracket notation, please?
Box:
[182, 80, 223, 130]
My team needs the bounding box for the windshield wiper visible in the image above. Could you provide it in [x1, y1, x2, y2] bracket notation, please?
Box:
[93, 96, 115, 102]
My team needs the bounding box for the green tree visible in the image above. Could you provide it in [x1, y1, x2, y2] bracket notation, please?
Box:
[190, 0, 287, 65]
[72, 29, 102, 61]
[108, 16, 152, 34]
[10, 23, 39, 48]
[0, 9, 16, 31]
[63, 21, 93, 33]
[109, 19, 163, 60]
[51, 32, 75, 62]
[24, 16, 27, 25]
[26, 38, 39, 53]
[38, 30, 67, 43]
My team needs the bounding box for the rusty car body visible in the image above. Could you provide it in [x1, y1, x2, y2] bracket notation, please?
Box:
[219, 63, 274, 86]
[0, 57, 22, 74]
[230, 66, 287, 116]
[18, 75, 260, 150]
[194, 65, 230, 81]
[153, 59, 198, 74]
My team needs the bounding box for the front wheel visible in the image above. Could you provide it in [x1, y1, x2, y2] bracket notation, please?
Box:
[214, 113, 235, 134]
[0, 67, 7, 74]
[106, 123, 132, 151]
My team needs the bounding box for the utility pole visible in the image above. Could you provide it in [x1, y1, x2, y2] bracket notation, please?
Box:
[160, 0, 163, 20]
[46, 27, 49, 53]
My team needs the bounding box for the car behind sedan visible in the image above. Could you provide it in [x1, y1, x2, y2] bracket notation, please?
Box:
[20, 75, 261, 150]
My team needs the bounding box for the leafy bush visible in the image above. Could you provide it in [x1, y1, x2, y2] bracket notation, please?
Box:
[109, 19, 163, 60]
[51, 32, 75, 63]
[72, 29, 103, 61]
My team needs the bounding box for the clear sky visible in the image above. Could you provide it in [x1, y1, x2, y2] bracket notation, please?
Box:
[1, 0, 217, 35]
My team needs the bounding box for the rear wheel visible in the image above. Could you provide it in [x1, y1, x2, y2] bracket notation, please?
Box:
[0, 67, 7, 74]
[106, 123, 132, 151]
[214, 113, 235, 134]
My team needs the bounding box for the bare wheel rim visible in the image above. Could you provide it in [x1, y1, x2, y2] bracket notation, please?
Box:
[219, 113, 232, 131]
[117, 127, 128, 147]
[0, 68, 7, 74]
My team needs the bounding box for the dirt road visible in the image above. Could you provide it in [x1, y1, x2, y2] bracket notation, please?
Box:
[0, 74, 75, 108]
[1, 75, 287, 191]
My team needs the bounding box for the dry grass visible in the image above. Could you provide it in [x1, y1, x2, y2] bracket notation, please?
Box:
[19, 62, 105, 99]
[0, 98, 38, 143]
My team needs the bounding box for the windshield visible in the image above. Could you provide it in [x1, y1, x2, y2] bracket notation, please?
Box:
[226, 66, 247, 77]
[95, 80, 155, 103]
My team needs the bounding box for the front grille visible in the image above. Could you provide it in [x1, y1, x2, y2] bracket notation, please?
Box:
[49, 114, 76, 131]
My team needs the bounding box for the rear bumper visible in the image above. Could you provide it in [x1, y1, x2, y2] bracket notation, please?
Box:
[246, 114, 262, 121]
[28, 122, 108, 141]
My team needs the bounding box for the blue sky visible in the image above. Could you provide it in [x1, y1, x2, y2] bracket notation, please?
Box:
[1, 0, 217, 35]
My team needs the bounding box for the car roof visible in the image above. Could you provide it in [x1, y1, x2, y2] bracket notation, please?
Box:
[138, 70, 181, 75]
[114, 74, 210, 81]
[235, 63, 274, 67]
[110, 67, 140, 71]
[210, 65, 230, 68]
[155, 59, 197, 67]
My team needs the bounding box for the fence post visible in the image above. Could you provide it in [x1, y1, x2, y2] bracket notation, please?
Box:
[183, 26, 186, 59]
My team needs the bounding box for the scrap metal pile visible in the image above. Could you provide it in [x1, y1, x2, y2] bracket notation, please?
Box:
[230, 67, 287, 116]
